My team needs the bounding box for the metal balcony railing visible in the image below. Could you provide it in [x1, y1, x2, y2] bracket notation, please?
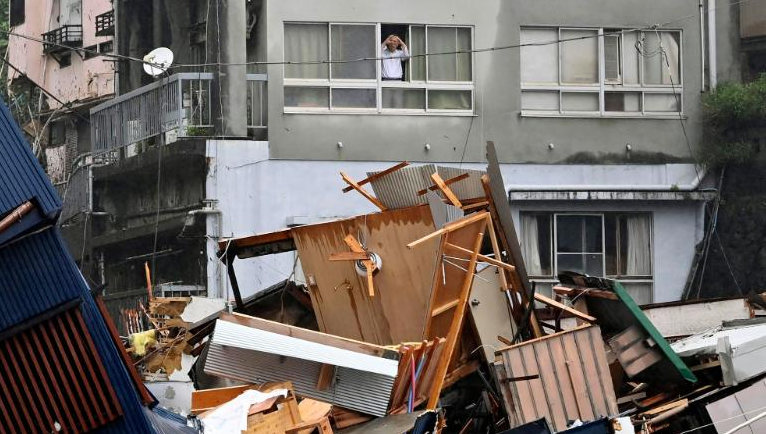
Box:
[90, 73, 267, 157]
[95, 10, 115, 36]
[42, 25, 83, 54]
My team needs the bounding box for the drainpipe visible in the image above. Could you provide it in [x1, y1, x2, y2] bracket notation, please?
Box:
[0, 201, 34, 235]
[507, 168, 708, 192]
[708, 0, 717, 88]
[187, 207, 225, 298]
[699, 0, 706, 90]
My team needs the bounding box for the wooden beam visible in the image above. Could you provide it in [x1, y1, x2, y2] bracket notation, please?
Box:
[534, 293, 597, 323]
[0, 200, 33, 234]
[328, 252, 369, 261]
[445, 242, 516, 273]
[427, 230, 484, 409]
[341, 161, 409, 193]
[344, 235, 376, 296]
[407, 211, 489, 248]
[416, 173, 470, 196]
[316, 364, 335, 391]
[495, 324, 592, 354]
[340, 172, 387, 211]
[431, 299, 460, 317]
[497, 335, 513, 346]
[461, 201, 489, 211]
[431, 172, 463, 208]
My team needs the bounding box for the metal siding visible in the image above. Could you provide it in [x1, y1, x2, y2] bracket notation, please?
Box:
[435, 166, 487, 200]
[205, 343, 395, 417]
[0, 230, 153, 433]
[0, 97, 61, 221]
[212, 320, 398, 376]
[0, 229, 82, 331]
[368, 165, 436, 209]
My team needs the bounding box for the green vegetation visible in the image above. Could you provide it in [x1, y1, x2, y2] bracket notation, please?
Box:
[701, 74, 766, 166]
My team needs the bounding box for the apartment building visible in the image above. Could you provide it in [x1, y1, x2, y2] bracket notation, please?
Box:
[9, 0, 748, 323]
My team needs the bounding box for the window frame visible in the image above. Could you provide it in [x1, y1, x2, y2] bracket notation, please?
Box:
[520, 26, 683, 119]
[283, 21, 475, 115]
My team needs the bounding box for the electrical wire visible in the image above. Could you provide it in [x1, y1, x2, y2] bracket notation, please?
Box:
[0, 0, 761, 71]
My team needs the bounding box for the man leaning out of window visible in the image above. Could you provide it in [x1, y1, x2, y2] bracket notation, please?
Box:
[382, 34, 409, 80]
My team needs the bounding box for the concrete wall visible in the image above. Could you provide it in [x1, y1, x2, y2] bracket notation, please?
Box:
[740, 0, 766, 39]
[8, 0, 115, 108]
[259, 0, 705, 164]
[206, 140, 704, 302]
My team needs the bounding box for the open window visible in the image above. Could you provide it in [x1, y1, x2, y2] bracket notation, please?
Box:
[10, 0, 24, 26]
[283, 22, 474, 114]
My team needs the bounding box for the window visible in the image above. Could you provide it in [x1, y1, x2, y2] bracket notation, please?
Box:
[283, 22, 474, 113]
[520, 27, 682, 117]
[10, 0, 24, 26]
[521, 212, 653, 303]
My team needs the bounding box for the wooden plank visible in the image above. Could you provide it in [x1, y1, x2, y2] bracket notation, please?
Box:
[430, 173, 463, 208]
[497, 335, 513, 346]
[534, 293, 597, 322]
[503, 350, 537, 423]
[342, 161, 409, 193]
[587, 326, 618, 416]
[548, 335, 580, 422]
[298, 398, 332, 422]
[407, 211, 488, 248]
[431, 299, 459, 317]
[639, 398, 688, 417]
[417, 173, 470, 196]
[329, 252, 369, 261]
[617, 392, 647, 405]
[426, 230, 484, 409]
[331, 407, 373, 429]
[495, 324, 591, 354]
[445, 242, 516, 273]
[286, 417, 333, 434]
[533, 340, 568, 429]
[343, 234, 376, 296]
[560, 332, 596, 421]
[572, 328, 608, 419]
[461, 201, 489, 211]
[316, 364, 335, 391]
[192, 384, 259, 413]
[340, 172, 387, 211]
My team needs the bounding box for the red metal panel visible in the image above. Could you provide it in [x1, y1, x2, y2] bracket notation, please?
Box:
[0, 307, 123, 434]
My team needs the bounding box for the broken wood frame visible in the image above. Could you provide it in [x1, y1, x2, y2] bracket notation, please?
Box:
[408, 211, 495, 409]
[339, 161, 410, 211]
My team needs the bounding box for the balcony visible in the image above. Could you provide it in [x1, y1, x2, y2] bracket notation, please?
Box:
[42, 25, 83, 54]
[95, 10, 115, 37]
[90, 72, 267, 159]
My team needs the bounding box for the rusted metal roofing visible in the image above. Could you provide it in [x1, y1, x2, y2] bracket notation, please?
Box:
[494, 325, 618, 432]
[0, 306, 122, 433]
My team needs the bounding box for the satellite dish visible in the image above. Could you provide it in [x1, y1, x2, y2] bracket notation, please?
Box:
[143, 47, 174, 77]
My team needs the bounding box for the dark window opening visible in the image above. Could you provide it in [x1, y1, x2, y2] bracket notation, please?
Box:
[10, 0, 24, 27]
[99, 40, 113, 53]
[59, 53, 72, 67]
[83, 44, 98, 59]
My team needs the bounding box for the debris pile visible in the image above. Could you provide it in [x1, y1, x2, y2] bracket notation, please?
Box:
[124, 143, 766, 433]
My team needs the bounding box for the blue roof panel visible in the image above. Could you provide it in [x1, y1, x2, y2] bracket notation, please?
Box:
[0, 96, 61, 222]
[0, 229, 82, 330]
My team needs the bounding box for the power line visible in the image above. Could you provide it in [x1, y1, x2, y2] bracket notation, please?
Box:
[0, 0, 761, 71]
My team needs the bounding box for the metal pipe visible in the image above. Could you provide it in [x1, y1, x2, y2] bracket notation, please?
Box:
[708, 0, 717, 88]
[723, 409, 766, 434]
[0, 201, 34, 235]
[700, 0, 706, 90]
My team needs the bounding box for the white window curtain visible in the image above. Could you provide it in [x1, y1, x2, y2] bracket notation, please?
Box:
[521, 214, 543, 275]
[284, 23, 329, 79]
[626, 214, 651, 275]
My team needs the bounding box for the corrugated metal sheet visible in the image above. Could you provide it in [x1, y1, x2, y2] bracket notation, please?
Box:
[206, 342, 395, 417]
[495, 325, 618, 432]
[367, 165, 487, 210]
[436, 166, 487, 201]
[211, 320, 398, 376]
[0, 96, 61, 221]
[0, 228, 155, 433]
[0, 229, 82, 331]
[368, 164, 436, 209]
[0, 306, 122, 434]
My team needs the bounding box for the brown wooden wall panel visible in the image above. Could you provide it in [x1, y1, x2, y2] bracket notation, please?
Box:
[495, 325, 617, 432]
[0, 307, 122, 434]
[292, 206, 439, 345]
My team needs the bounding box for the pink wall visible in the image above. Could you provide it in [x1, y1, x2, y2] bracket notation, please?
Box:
[8, 0, 115, 109]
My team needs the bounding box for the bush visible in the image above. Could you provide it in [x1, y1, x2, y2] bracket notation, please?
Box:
[701, 74, 766, 166]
